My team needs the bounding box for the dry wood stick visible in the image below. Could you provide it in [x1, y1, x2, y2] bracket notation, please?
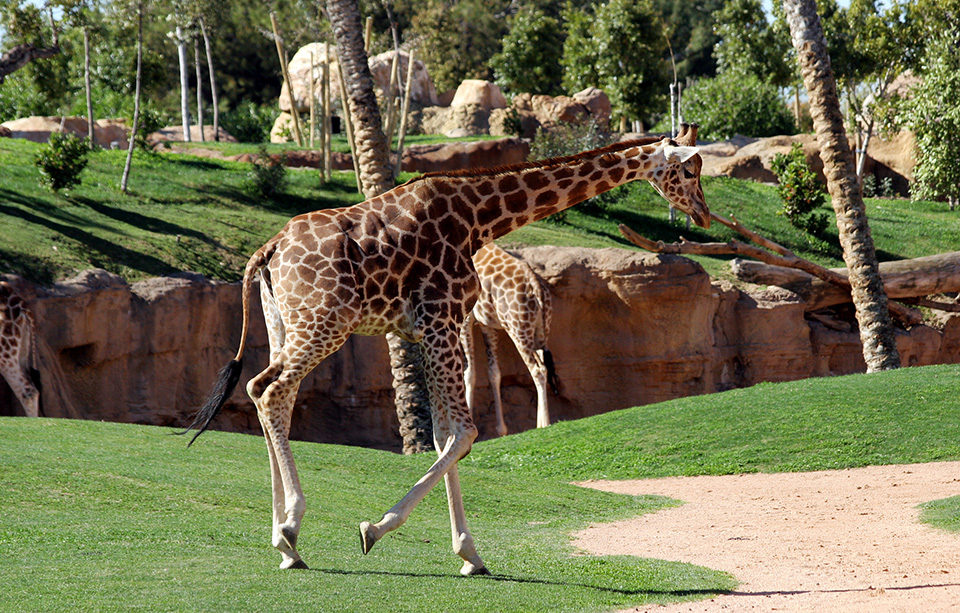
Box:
[323, 42, 331, 182]
[617, 216, 923, 326]
[393, 50, 415, 180]
[270, 12, 303, 146]
[309, 51, 316, 149]
[335, 51, 363, 193]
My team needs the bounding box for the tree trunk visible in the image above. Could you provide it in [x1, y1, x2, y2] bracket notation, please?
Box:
[199, 17, 219, 141]
[83, 27, 94, 146]
[194, 36, 204, 142]
[782, 0, 900, 372]
[0, 43, 59, 83]
[120, 2, 143, 193]
[175, 26, 191, 142]
[327, 0, 433, 454]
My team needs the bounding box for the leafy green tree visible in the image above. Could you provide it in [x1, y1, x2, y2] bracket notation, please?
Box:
[680, 70, 795, 140]
[654, 0, 724, 80]
[905, 32, 960, 210]
[409, 0, 507, 94]
[713, 0, 793, 87]
[489, 5, 563, 96]
[561, 0, 669, 127]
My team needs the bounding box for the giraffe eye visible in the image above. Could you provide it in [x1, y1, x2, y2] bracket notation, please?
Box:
[682, 168, 695, 180]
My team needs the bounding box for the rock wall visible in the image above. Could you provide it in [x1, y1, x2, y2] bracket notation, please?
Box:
[3, 247, 959, 451]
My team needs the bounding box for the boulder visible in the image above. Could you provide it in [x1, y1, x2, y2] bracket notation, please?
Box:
[270, 112, 298, 143]
[368, 49, 438, 107]
[491, 90, 612, 138]
[400, 138, 529, 173]
[450, 80, 506, 110]
[572, 87, 612, 128]
[148, 124, 237, 145]
[1, 116, 133, 149]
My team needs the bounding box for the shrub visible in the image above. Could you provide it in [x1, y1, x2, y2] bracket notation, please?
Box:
[681, 70, 796, 140]
[222, 102, 278, 143]
[35, 132, 90, 192]
[245, 147, 287, 198]
[528, 118, 615, 222]
[770, 143, 829, 235]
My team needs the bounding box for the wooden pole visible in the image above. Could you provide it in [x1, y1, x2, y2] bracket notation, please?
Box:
[383, 52, 399, 144]
[270, 12, 303, 146]
[309, 51, 316, 148]
[323, 42, 332, 183]
[394, 50, 415, 179]
[335, 52, 363, 193]
[364, 16, 373, 52]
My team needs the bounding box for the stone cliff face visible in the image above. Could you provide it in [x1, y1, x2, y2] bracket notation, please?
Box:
[3, 247, 959, 450]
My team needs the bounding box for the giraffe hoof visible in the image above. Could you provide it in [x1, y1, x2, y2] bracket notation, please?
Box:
[461, 562, 491, 576]
[280, 558, 309, 570]
[359, 521, 378, 555]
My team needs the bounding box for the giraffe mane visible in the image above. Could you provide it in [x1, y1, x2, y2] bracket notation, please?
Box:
[400, 136, 666, 186]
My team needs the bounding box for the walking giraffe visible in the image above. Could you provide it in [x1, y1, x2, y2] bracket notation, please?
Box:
[0, 282, 40, 417]
[184, 132, 709, 573]
[462, 243, 560, 436]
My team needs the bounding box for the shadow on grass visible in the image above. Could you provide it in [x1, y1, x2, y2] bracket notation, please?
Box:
[308, 566, 729, 599]
[73, 196, 218, 245]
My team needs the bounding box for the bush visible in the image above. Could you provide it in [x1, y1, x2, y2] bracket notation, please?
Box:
[528, 118, 615, 223]
[35, 132, 90, 192]
[770, 143, 829, 235]
[244, 147, 287, 198]
[222, 102, 278, 143]
[681, 71, 796, 140]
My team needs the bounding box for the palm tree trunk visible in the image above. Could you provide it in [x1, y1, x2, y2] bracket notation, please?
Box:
[782, 0, 900, 372]
[326, 0, 433, 453]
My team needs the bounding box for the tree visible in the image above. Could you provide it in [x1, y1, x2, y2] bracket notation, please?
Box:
[489, 5, 563, 96]
[120, 0, 144, 193]
[782, 0, 900, 372]
[0, 2, 61, 83]
[326, 0, 433, 454]
[904, 32, 960, 210]
[714, 0, 794, 87]
[409, 0, 507, 94]
[654, 0, 724, 81]
[680, 70, 795, 140]
[561, 0, 669, 128]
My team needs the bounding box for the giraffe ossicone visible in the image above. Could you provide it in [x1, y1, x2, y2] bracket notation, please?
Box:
[183, 129, 709, 573]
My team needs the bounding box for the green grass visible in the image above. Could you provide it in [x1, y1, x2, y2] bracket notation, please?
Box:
[919, 497, 960, 533]
[3, 138, 958, 286]
[4, 363, 960, 611]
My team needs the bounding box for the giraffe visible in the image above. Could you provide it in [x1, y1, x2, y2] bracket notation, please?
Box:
[461, 243, 559, 437]
[0, 282, 40, 418]
[183, 132, 709, 574]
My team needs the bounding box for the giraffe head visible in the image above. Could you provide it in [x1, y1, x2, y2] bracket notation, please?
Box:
[647, 137, 710, 229]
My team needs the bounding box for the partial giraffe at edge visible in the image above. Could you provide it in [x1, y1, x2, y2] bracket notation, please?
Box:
[462, 243, 559, 436]
[182, 128, 708, 574]
[0, 281, 40, 417]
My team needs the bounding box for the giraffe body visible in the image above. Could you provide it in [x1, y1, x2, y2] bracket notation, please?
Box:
[462, 243, 557, 436]
[0, 282, 40, 418]
[185, 135, 709, 573]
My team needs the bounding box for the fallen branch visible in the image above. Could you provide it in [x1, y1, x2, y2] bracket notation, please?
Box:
[618, 213, 923, 326]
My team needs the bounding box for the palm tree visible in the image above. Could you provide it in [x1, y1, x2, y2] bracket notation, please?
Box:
[781, 0, 900, 372]
[326, 0, 434, 453]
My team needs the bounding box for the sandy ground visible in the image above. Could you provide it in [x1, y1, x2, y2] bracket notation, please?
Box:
[574, 461, 960, 612]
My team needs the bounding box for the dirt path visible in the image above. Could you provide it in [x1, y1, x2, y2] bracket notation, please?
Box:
[574, 461, 960, 612]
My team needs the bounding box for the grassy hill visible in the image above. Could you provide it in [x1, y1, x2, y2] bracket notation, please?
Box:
[2, 137, 958, 286]
[3, 364, 960, 612]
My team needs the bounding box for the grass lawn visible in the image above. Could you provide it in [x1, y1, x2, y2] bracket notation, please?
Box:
[3, 363, 960, 611]
[2, 138, 958, 286]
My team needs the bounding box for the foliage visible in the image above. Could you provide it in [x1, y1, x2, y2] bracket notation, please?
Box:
[561, 0, 669, 127]
[34, 131, 89, 192]
[528, 118, 614, 223]
[221, 101, 277, 143]
[653, 0, 725, 80]
[903, 33, 960, 210]
[244, 146, 287, 198]
[409, 0, 508, 93]
[713, 0, 794, 87]
[680, 70, 796, 140]
[770, 143, 829, 235]
[489, 5, 564, 96]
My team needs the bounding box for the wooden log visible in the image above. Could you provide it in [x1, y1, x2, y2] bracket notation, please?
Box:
[733, 252, 960, 311]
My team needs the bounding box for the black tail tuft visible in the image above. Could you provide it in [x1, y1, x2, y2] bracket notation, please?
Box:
[29, 368, 43, 417]
[543, 349, 561, 396]
[178, 359, 243, 446]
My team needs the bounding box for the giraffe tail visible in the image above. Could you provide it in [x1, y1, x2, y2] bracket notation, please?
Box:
[542, 348, 561, 396]
[180, 244, 272, 446]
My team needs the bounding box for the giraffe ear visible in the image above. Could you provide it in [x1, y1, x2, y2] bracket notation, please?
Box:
[664, 145, 700, 164]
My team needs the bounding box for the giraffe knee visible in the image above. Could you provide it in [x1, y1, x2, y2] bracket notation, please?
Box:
[247, 363, 282, 401]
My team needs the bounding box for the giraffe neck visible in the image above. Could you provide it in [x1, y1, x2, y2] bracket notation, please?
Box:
[415, 139, 664, 246]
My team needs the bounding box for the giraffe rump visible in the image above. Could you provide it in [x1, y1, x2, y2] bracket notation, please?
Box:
[180, 358, 244, 446]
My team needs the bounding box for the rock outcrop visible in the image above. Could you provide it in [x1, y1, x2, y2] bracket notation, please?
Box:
[1, 116, 131, 149]
[3, 248, 958, 448]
